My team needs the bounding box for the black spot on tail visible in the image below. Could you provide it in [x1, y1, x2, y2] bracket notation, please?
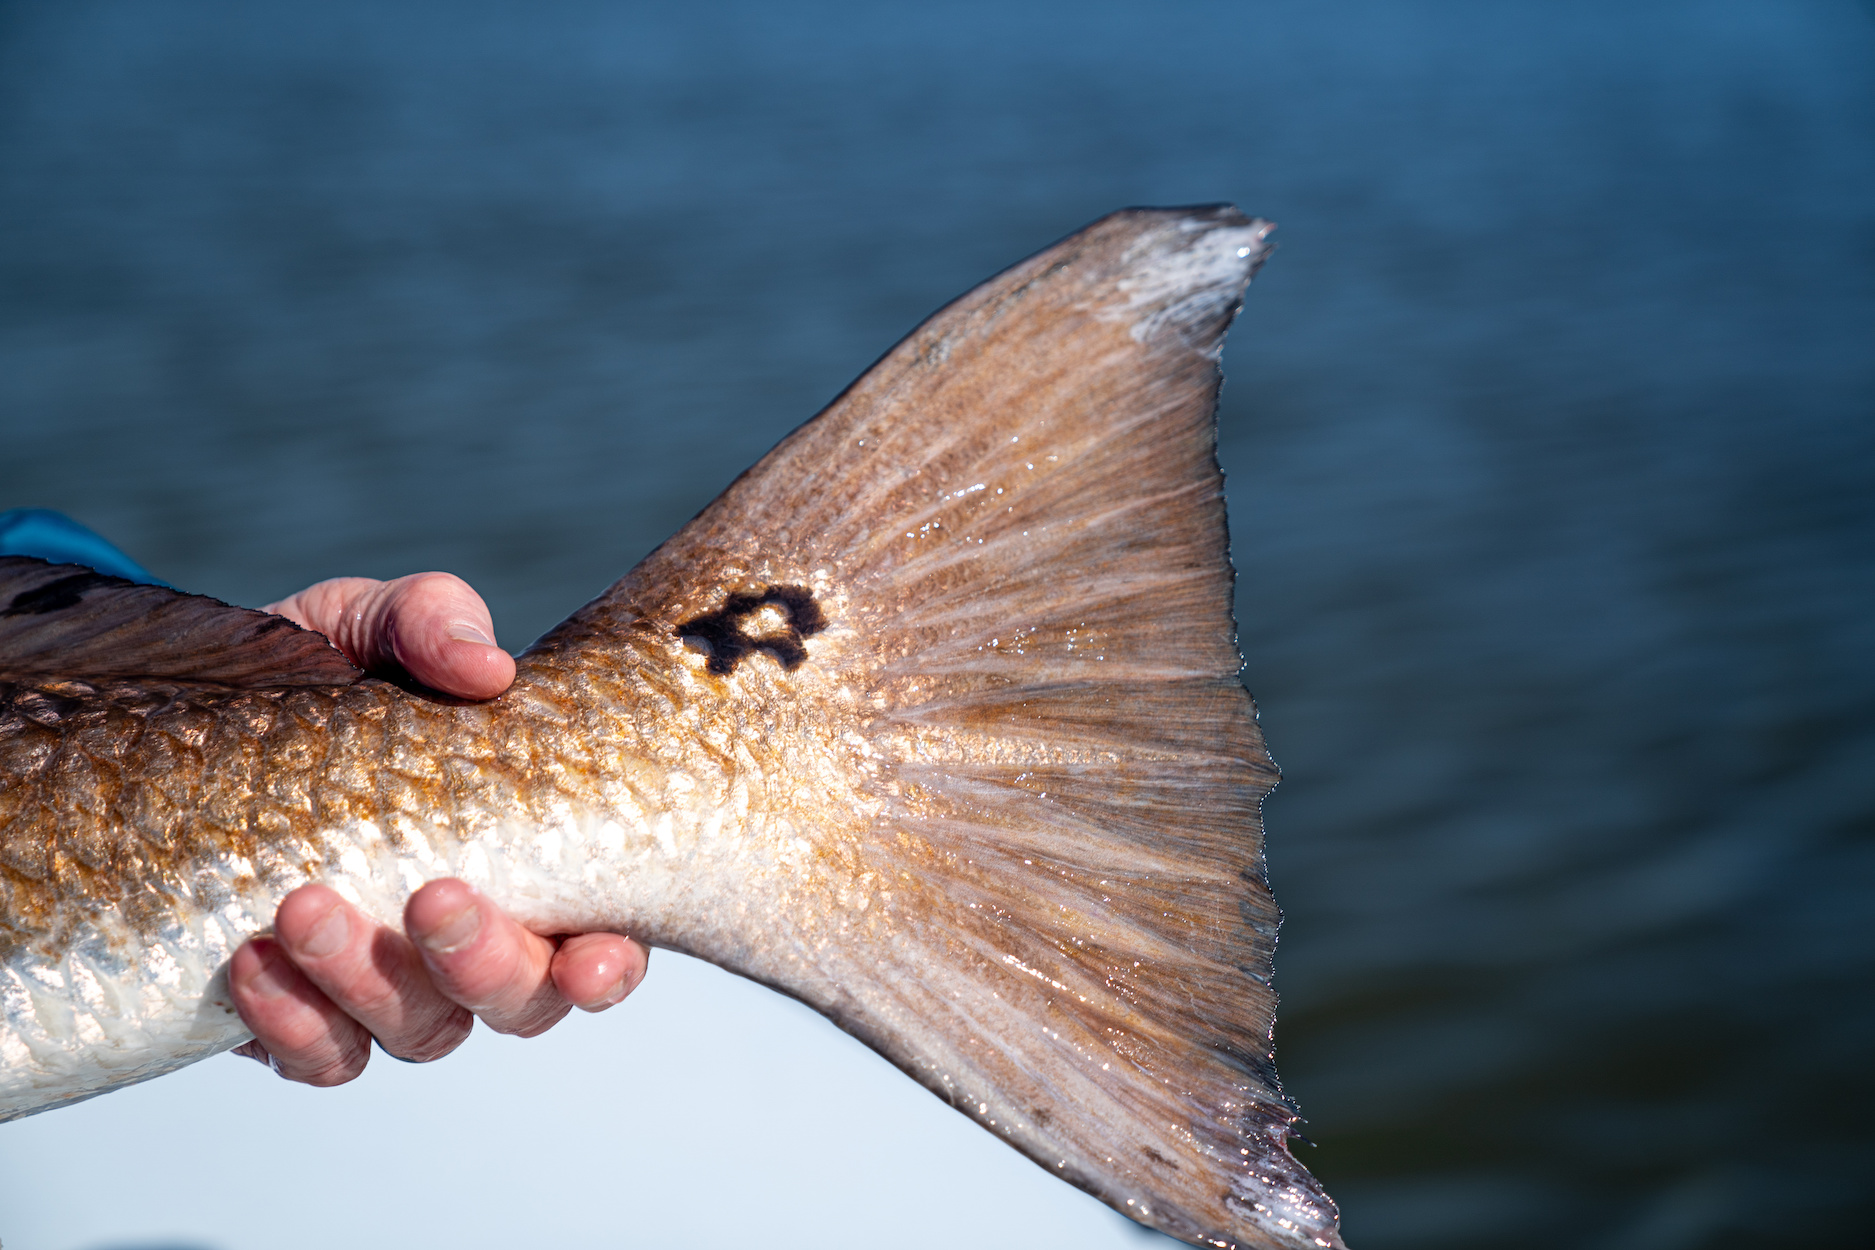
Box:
[677, 585, 827, 676]
[1, 570, 120, 616]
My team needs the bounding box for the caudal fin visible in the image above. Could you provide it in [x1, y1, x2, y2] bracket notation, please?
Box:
[538, 206, 1342, 1249]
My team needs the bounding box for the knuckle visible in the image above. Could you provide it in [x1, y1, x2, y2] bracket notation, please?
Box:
[383, 1009, 473, 1063]
[231, 1039, 272, 1066]
[396, 571, 470, 615]
[491, 998, 572, 1039]
[285, 1037, 369, 1087]
[418, 570, 469, 594]
[432, 954, 526, 1014]
[473, 983, 568, 1037]
[267, 1013, 342, 1056]
[297, 1058, 366, 1088]
[336, 977, 405, 1021]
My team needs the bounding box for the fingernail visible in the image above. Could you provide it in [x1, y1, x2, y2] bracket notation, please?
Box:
[419, 902, 482, 955]
[375, 1037, 425, 1065]
[245, 943, 294, 1000]
[295, 901, 351, 959]
[588, 972, 630, 1011]
[590, 960, 641, 1011]
[447, 623, 495, 646]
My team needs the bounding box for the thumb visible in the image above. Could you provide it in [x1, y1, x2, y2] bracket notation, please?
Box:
[264, 572, 516, 701]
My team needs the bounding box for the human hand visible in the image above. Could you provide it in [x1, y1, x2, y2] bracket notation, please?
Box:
[227, 573, 649, 1083]
[262, 572, 516, 699]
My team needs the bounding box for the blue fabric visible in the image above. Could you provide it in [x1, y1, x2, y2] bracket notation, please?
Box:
[0, 508, 168, 586]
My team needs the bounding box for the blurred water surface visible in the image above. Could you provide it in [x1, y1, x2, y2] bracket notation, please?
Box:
[1, 2, 1872, 1248]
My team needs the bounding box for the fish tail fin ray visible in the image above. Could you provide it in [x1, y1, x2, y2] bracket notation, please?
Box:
[0, 557, 360, 687]
[535, 206, 1342, 1249]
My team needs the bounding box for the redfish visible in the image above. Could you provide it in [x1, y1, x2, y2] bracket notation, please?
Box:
[0, 206, 1343, 1249]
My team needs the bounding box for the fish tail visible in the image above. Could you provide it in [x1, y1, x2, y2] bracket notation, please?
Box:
[536, 206, 1341, 1249]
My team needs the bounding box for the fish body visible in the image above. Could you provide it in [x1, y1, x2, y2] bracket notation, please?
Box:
[0, 207, 1344, 1249]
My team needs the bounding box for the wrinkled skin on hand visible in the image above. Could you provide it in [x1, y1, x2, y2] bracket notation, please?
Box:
[228, 572, 648, 1082]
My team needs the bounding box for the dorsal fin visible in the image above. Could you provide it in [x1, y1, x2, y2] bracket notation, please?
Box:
[0, 557, 360, 687]
[537, 206, 1342, 1248]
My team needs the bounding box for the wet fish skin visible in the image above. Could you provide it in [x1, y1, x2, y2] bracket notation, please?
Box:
[0, 620, 867, 1074]
[0, 206, 1345, 1249]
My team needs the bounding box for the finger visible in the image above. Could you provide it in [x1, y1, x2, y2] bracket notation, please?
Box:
[227, 936, 372, 1086]
[372, 572, 515, 700]
[550, 933, 649, 1012]
[272, 884, 474, 1063]
[263, 572, 515, 701]
[404, 879, 571, 1037]
[231, 1038, 272, 1066]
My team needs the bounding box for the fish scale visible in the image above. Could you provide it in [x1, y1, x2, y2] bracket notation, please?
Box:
[1, 636, 847, 1078]
[0, 206, 1345, 1250]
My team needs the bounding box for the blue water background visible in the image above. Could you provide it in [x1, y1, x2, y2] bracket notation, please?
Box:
[1, 2, 1871, 1248]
